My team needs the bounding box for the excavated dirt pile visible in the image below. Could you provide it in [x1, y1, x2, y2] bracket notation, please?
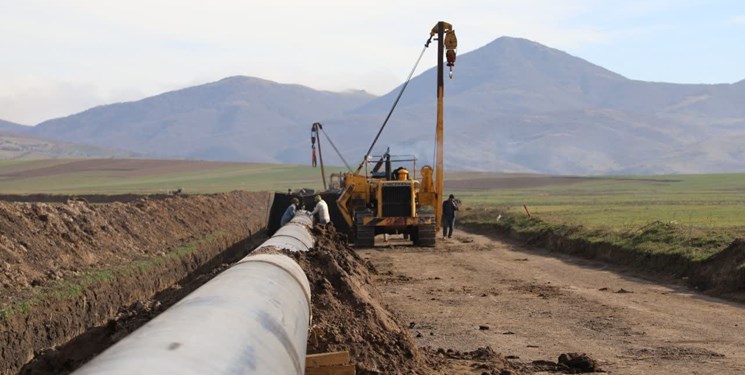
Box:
[690, 238, 745, 295]
[291, 226, 521, 375]
[0, 192, 269, 374]
[291, 226, 433, 374]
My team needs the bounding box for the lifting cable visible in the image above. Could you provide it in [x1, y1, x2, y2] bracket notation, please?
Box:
[320, 126, 353, 172]
[354, 35, 433, 174]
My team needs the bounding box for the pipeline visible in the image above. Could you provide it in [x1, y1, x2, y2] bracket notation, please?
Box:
[72, 212, 315, 375]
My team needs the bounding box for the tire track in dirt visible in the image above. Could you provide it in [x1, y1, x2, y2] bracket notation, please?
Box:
[361, 231, 745, 374]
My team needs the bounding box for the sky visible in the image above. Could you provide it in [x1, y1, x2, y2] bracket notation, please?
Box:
[1, 0, 745, 125]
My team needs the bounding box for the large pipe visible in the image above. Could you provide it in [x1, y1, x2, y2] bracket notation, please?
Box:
[73, 212, 315, 375]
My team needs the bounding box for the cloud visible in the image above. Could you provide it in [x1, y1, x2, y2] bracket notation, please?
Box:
[1, 0, 732, 123]
[0, 0, 616, 121]
[0, 79, 102, 125]
[731, 15, 745, 24]
[0, 77, 150, 125]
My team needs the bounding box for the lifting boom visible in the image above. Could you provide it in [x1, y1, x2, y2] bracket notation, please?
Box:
[271, 21, 458, 248]
[334, 21, 457, 248]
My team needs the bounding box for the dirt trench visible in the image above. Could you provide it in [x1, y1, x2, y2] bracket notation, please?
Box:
[0, 192, 519, 374]
[4, 192, 589, 375]
[0, 192, 270, 374]
[3, 192, 459, 375]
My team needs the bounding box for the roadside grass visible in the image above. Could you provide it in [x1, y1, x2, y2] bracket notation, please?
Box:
[456, 173, 745, 265]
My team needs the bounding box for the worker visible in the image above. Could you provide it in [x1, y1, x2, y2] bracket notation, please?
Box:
[441, 194, 459, 239]
[280, 197, 300, 227]
[311, 194, 331, 226]
[392, 166, 403, 180]
[393, 167, 409, 180]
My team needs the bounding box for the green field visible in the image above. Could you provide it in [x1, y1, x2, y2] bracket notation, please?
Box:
[453, 174, 745, 229]
[0, 159, 328, 194]
[2, 159, 743, 264]
[452, 173, 745, 263]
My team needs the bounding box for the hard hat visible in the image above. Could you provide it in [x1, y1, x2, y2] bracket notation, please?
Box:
[314, 195, 322, 202]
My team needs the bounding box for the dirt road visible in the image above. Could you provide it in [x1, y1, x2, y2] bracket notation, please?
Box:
[360, 229, 745, 374]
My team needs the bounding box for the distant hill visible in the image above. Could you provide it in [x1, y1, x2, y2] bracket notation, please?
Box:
[322, 37, 745, 174]
[0, 119, 30, 134]
[0, 132, 138, 160]
[33, 77, 375, 163]
[26, 37, 745, 175]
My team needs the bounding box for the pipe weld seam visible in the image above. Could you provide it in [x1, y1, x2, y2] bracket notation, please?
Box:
[263, 234, 313, 251]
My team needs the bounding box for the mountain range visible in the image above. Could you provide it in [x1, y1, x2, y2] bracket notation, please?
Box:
[4, 36, 745, 175]
[0, 119, 27, 133]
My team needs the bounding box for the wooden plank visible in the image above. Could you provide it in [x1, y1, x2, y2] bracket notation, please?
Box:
[305, 364, 355, 375]
[305, 351, 350, 367]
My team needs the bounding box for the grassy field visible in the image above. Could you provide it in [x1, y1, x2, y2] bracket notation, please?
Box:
[0, 159, 740, 289]
[452, 173, 745, 262]
[2, 159, 743, 263]
[0, 159, 327, 194]
[453, 174, 745, 229]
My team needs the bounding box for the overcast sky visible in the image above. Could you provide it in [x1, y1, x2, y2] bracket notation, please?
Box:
[2, 0, 744, 125]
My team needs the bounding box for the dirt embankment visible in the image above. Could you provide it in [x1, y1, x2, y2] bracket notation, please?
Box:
[466, 221, 745, 299]
[0, 192, 270, 374]
[0, 193, 176, 204]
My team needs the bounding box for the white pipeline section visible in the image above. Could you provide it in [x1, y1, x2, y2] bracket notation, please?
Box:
[73, 212, 315, 375]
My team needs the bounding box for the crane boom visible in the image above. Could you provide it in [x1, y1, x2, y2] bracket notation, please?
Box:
[433, 21, 456, 230]
[296, 21, 457, 248]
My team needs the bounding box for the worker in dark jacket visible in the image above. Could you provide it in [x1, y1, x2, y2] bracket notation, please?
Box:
[280, 197, 300, 226]
[442, 194, 459, 238]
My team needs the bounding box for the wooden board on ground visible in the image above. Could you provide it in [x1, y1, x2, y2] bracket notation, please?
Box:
[306, 351, 355, 375]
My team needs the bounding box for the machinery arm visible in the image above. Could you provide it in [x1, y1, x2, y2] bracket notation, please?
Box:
[433, 21, 457, 230]
[311, 122, 327, 190]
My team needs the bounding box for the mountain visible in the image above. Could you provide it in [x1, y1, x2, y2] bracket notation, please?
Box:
[0, 131, 138, 160]
[320, 37, 745, 174]
[0, 119, 30, 134]
[0, 119, 137, 159]
[33, 77, 375, 163]
[27, 37, 745, 174]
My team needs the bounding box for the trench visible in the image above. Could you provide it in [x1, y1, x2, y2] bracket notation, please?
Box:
[5, 193, 512, 375]
[0, 192, 272, 375]
[14, 232, 268, 375]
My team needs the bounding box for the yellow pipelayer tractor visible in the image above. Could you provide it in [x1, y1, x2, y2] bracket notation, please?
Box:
[336, 21, 457, 248]
[269, 21, 457, 248]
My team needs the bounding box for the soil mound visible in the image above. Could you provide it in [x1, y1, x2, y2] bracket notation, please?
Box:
[421, 346, 520, 374]
[292, 225, 433, 374]
[529, 352, 602, 373]
[690, 238, 745, 293]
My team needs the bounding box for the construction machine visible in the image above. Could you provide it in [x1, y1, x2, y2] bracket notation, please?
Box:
[269, 21, 457, 248]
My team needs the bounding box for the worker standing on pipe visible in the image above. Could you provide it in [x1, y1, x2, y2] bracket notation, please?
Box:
[311, 194, 331, 227]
